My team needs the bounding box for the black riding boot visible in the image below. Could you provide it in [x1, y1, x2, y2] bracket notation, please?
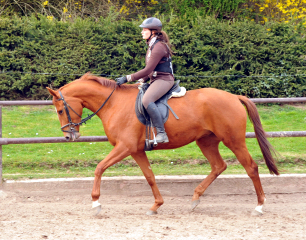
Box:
[146, 102, 169, 143]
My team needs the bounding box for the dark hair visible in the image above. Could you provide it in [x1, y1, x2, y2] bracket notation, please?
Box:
[153, 30, 173, 56]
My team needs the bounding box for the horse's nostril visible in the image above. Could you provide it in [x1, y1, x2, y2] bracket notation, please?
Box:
[65, 136, 70, 141]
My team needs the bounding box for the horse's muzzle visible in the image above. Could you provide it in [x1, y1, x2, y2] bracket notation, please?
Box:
[64, 131, 81, 141]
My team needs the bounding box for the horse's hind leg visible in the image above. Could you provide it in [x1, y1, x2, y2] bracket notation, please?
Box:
[192, 135, 227, 210]
[131, 151, 164, 215]
[224, 139, 266, 214]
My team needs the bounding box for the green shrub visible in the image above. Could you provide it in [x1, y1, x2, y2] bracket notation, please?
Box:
[169, 17, 306, 97]
[0, 15, 305, 100]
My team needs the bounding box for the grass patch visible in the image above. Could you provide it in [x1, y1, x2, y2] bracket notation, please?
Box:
[1, 104, 306, 180]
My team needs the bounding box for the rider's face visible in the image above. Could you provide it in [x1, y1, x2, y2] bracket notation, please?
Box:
[141, 28, 151, 40]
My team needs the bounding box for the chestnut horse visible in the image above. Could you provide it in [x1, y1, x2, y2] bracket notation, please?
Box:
[47, 73, 279, 215]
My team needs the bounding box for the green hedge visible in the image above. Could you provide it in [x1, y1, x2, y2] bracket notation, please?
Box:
[0, 15, 305, 100]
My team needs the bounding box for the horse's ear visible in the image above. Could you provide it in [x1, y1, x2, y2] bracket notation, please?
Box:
[46, 87, 60, 99]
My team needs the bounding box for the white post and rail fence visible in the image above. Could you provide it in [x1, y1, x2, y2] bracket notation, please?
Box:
[1, 97, 306, 185]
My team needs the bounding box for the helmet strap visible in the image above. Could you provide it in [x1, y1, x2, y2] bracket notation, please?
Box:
[146, 30, 158, 44]
[149, 30, 154, 40]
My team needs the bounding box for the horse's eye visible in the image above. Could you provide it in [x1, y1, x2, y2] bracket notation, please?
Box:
[58, 110, 63, 115]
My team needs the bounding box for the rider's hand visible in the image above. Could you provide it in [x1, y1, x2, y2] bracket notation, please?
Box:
[115, 76, 127, 86]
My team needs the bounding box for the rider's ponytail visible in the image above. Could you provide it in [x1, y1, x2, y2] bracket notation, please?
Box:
[155, 31, 173, 56]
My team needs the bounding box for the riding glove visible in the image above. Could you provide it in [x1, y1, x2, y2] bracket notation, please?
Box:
[115, 76, 127, 85]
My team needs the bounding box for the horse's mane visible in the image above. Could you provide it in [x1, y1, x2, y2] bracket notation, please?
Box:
[60, 72, 139, 90]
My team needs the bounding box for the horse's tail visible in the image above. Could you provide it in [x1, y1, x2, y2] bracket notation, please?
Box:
[238, 96, 280, 175]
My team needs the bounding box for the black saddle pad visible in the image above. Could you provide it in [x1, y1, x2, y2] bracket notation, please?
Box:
[135, 80, 181, 126]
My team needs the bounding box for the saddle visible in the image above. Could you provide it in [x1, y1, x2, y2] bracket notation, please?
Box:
[135, 80, 186, 151]
[135, 80, 183, 125]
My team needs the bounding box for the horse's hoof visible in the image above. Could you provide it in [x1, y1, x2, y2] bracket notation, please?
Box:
[191, 199, 200, 211]
[251, 205, 263, 216]
[251, 209, 263, 216]
[92, 201, 101, 216]
[146, 210, 157, 215]
[92, 205, 101, 215]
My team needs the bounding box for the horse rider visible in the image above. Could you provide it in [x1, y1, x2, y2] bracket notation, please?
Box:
[115, 17, 175, 144]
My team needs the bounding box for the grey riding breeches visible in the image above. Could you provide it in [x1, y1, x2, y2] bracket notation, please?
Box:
[142, 80, 174, 109]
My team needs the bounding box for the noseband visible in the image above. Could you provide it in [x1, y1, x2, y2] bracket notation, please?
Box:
[57, 86, 116, 134]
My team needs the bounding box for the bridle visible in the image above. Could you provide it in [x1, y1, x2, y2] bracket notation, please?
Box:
[57, 86, 116, 134]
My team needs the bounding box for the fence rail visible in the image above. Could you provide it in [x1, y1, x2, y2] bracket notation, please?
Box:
[0, 136, 108, 145]
[1, 98, 306, 184]
[2, 96, 306, 106]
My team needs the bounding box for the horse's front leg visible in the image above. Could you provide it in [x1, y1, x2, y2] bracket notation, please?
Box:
[131, 151, 164, 215]
[91, 143, 130, 215]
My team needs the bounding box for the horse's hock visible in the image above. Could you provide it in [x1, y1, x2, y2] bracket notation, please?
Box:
[3, 174, 306, 197]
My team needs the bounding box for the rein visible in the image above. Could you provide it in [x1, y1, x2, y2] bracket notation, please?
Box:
[57, 86, 117, 133]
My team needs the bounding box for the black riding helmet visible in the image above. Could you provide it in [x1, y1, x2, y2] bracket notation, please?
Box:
[139, 17, 162, 31]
